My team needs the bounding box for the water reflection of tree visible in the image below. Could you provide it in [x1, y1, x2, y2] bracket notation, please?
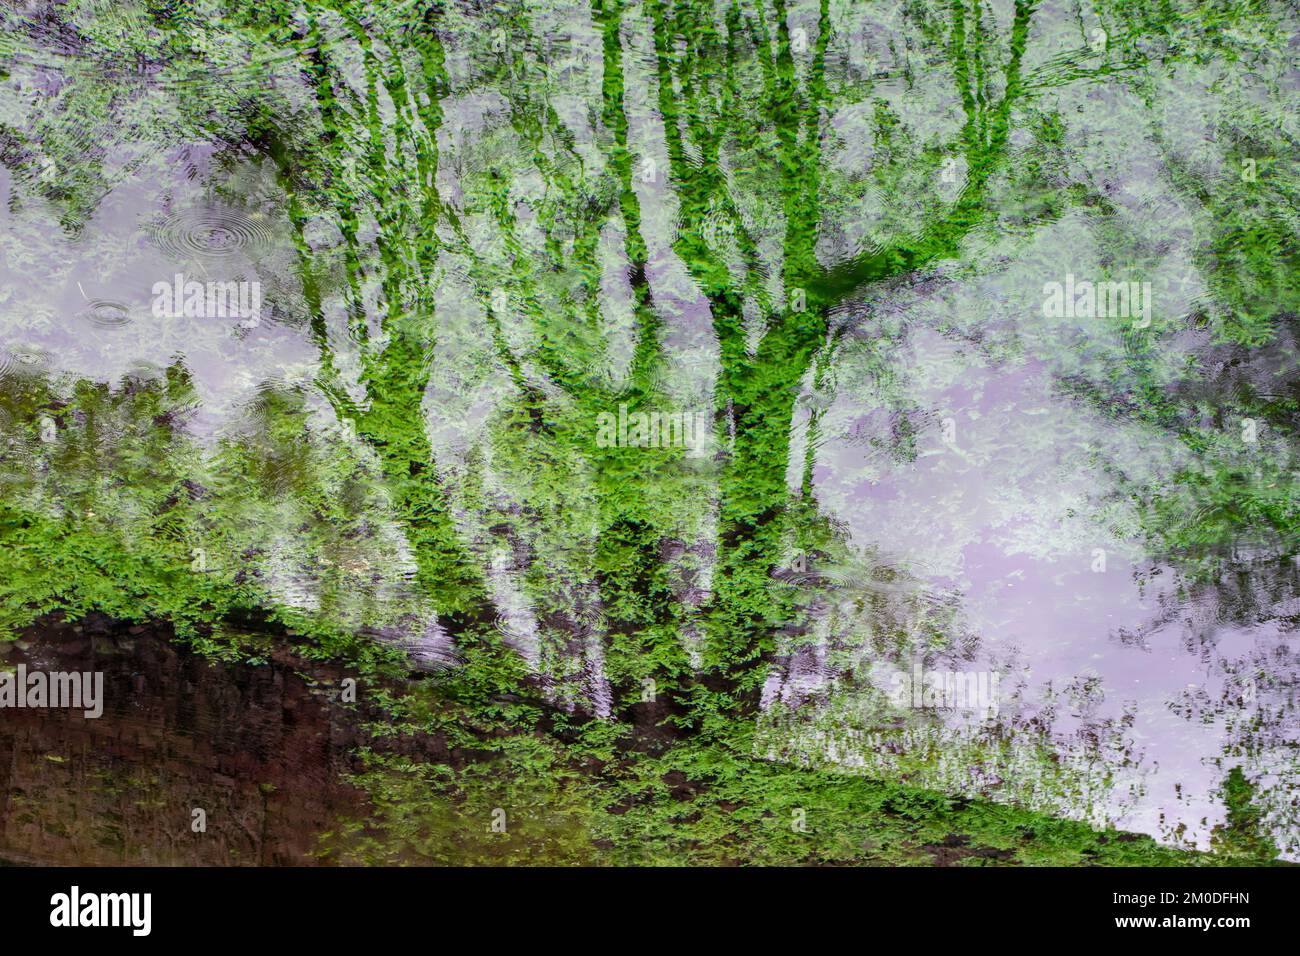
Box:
[280, 0, 1043, 724]
[4, 0, 1298, 859]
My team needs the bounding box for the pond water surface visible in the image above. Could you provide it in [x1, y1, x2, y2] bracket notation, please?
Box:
[1, 0, 1297, 862]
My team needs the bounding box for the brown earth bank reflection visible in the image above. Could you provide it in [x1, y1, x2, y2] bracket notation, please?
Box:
[0, 614, 400, 866]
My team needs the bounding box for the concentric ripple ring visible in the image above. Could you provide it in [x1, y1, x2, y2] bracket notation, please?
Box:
[147, 210, 271, 262]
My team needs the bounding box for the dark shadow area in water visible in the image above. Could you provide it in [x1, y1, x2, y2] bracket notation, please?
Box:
[0, 615, 373, 865]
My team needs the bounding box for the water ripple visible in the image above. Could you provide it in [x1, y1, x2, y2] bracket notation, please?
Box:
[78, 298, 133, 330]
[146, 210, 272, 262]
